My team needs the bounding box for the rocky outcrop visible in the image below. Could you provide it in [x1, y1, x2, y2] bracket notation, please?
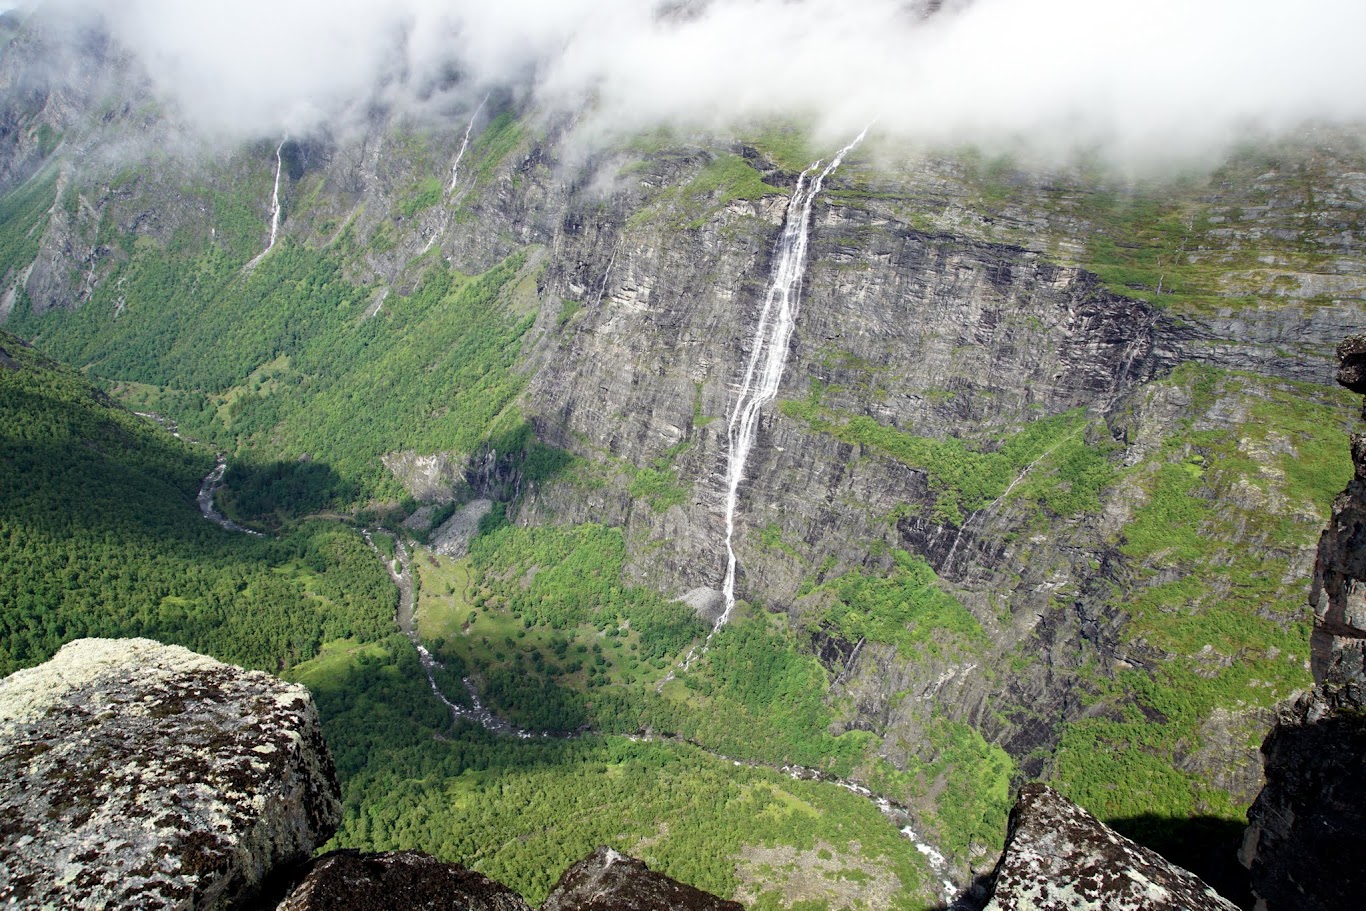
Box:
[0, 637, 341, 910]
[1240, 685, 1366, 911]
[278, 846, 743, 911]
[1240, 335, 1366, 911]
[1307, 333, 1366, 686]
[277, 850, 532, 911]
[980, 784, 1237, 911]
[541, 846, 743, 911]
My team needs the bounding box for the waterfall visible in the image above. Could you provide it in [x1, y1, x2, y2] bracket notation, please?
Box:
[447, 95, 489, 194]
[717, 127, 868, 628]
[266, 140, 285, 252]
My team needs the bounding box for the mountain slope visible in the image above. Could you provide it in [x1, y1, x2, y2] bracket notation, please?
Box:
[0, 10, 1363, 904]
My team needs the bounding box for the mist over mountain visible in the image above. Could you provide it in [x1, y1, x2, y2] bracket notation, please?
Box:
[36, 0, 1366, 164]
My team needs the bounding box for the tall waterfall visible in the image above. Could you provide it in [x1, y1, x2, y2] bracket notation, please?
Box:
[448, 95, 488, 194]
[265, 140, 285, 252]
[717, 127, 868, 628]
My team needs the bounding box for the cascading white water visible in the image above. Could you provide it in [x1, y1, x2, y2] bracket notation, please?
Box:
[266, 140, 285, 251]
[717, 127, 869, 628]
[447, 95, 488, 194]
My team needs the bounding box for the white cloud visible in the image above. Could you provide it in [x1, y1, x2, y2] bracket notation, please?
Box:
[53, 0, 1366, 161]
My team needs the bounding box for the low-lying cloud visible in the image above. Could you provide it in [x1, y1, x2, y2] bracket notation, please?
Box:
[49, 0, 1366, 163]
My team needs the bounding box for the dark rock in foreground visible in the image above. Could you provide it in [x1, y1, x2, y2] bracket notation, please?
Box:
[1240, 684, 1366, 911]
[981, 784, 1237, 911]
[1240, 340, 1366, 911]
[0, 638, 341, 910]
[542, 846, 743, 911]
[277, 850, 532, 911]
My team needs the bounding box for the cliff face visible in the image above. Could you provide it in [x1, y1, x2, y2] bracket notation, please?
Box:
[1240, 335, 1366, 911]
[0, 637, 341, 910]
[1307, 333, 1366, 685]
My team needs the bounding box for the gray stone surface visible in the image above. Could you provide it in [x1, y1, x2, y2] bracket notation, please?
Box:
[542, 847, 743, 911]
[981, 784, 1237, 911]
[0, 637, 341, 910]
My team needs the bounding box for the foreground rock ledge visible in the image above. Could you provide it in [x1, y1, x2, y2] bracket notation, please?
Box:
[277, 850, 532, 911]
[982, 784, 1237, 911]
[542, 846, 743, 911]
[0, 637, 341, 910]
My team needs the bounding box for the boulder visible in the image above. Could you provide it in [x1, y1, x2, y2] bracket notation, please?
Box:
[981, 784, 1237, 911]
[276, 850, 531, 911]
[0, 638, 341, 910]
[542, 846, 743, 911]
[1335, 332, 1366, 396]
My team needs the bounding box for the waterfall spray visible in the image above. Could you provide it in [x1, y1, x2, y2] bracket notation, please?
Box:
[716, 126, 869, 628]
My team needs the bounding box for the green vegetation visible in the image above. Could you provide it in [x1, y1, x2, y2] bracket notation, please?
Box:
[869, 718, 1014, 860]
[949, 142, 1366, 317]
[781, 395, 1116, 524]
[0, 169, 56, 285]
[686, 153, 785, 205]
[812, 550, 980, 656]
[468, 112, 526, 188]
[628, 150, 785, 231]
[0, 330, 394, 675]
[1053, 364, 1357, 827]
[13, 201, 539, 515]
[298, 633, 935, 907]
[397, 176, 444, 217]
[412, 524, 880, 771]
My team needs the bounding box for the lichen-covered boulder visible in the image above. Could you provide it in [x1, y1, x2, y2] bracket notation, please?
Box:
[1335, 333, 1366, 396]
[0, 638, 341, 910]
[542, 847, 742, 911]
[276, 850, 532, 911]
[982, 784, 1237, 911]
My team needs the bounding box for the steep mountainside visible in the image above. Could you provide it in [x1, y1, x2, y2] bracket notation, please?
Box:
[0, 9, 1363, 907]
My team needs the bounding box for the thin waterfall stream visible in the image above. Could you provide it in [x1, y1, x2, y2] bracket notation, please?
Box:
[717, 126, 869, 626]
[447, 95, 488, 194]
[266, 140, 285, 251]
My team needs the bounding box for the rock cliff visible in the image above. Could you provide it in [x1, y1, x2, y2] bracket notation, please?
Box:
[0, 638, 341, 910]
[1239, 334, 1366, 911]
